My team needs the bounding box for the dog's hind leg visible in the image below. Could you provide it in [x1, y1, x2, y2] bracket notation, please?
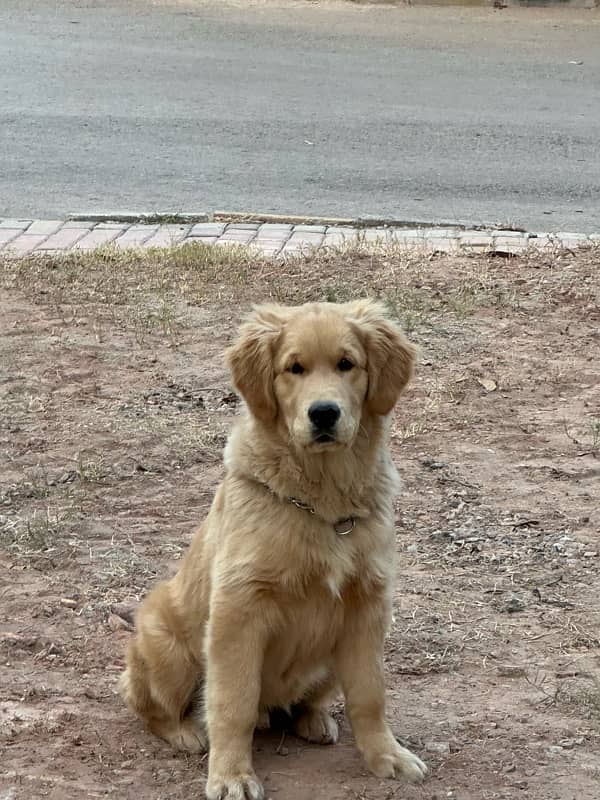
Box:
[120, 580, 207, 753]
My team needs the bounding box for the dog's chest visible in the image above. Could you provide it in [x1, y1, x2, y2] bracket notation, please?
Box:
[313, 530, 364, 599]
[318, 524, 390, 601]
[322, 549, 353, 598]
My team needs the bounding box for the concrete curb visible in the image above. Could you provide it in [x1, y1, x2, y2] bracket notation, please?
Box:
[68, 209, 513, 231]
[68, 212, 210, 225]
[1, 217, 599, 258]
[212, 210, 509, 231]
[345, 0, 599, 8]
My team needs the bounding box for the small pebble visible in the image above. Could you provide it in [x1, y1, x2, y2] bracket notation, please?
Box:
[503, 596, 525, 613]
[559, 737, 583, 749]
[497, 664, 527, 677]
[425, 741, 451, 755]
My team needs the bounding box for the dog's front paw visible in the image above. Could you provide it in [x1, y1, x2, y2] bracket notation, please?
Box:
[205, 771, 264, 800]
[364, 736, 427, 783]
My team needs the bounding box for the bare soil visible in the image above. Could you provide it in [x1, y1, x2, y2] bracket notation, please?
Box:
[1, 243, 599, 800]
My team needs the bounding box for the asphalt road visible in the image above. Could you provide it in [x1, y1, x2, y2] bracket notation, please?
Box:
[1, 1, 599, 231]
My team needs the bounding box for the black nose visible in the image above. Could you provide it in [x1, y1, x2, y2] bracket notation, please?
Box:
[308, 401, 341, 430]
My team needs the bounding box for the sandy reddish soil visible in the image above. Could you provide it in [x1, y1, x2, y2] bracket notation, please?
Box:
[1, 245, 599, 800]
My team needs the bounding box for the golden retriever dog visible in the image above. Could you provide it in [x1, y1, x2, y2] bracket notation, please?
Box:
[120, 299, 427, 799]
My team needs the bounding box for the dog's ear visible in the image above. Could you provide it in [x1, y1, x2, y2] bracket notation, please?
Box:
[225, 305, 288, 424]
[344, 299, 416, 416]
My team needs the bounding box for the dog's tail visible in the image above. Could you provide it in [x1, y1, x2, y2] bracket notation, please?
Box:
[119, 640, 153, 716]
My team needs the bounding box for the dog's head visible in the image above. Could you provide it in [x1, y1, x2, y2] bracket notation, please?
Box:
[226, 300, 416, 451]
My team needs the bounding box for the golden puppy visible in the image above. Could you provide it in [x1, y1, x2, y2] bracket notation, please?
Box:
[120, 299, 427, 800]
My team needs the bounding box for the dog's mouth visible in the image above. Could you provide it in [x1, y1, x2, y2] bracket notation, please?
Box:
[313, 432, 336, 445]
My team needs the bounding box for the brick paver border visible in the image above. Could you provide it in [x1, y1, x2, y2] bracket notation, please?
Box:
[1, 218, 598, 258]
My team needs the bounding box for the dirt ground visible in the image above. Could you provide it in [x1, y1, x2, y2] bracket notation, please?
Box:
[1, 242, 599, 800]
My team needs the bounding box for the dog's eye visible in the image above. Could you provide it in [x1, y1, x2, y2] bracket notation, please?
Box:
[337, 358, 354, 372]
[289, 362, 305, 375]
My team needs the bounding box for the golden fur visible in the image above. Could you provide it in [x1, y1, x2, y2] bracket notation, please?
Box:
[120, 299, 427, 800]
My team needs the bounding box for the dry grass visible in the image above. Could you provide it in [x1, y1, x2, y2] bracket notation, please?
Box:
[2, 239, 597, 317]
[0, 505, 77, 561]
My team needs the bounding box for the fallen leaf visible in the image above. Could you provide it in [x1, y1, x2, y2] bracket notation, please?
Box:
[477, 377, 497, 392]
[108, 613, 133, 632]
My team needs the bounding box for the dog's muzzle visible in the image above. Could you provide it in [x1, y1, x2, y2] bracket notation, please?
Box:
[308, 401, 340, 443]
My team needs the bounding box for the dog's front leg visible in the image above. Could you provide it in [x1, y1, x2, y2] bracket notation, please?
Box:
[204, 595, 267, 800]
[335, 601, 427, 784]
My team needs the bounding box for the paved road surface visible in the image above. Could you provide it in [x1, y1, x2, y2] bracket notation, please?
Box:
[1, 1, 599, 231]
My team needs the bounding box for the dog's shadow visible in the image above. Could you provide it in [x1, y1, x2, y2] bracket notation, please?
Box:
[252, 708, 363, 796]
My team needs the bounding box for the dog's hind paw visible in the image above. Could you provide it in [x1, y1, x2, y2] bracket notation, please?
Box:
[162, 717, 208, 754]
[293, 707, 339, 745]
[256, 709, 271, 731]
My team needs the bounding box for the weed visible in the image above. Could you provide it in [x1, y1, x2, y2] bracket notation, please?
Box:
[556, 677, 600, 728]
[0, 506, 73, 559]
[0, 466, 52, 505]
[322, 284, 356, 304]
[384, 286, 435, 333]
[73, 454, 109, 484]
[563, 417, 600, 454]
[588, 418, 600, 451]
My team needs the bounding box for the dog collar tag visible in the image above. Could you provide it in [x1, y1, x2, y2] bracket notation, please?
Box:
[333, 517, 355, 536]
